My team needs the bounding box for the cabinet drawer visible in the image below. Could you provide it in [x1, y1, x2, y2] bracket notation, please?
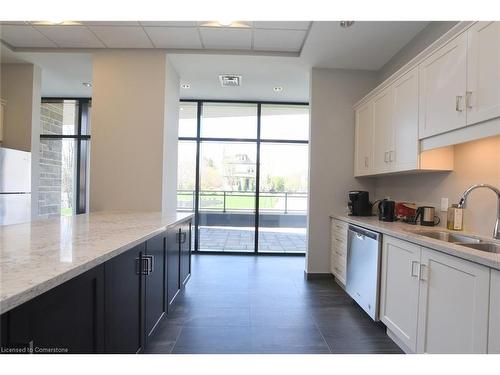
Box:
[332, 237, 347, 257]
[331, 252, 346, 276]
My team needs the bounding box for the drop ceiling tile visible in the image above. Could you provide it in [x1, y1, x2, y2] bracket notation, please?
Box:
[34, 25, 105, 48]
[199, 28, 252, 50]
[140, 21, 197, 27]
[89, 26, 153, 48]
[0, 25, 57, 48]
[81, 21, 140, 26]
[144, 27, 202, 49]
[253, 21, 311, 30]
[253, 29, 307, 52]
[0, 21, 29, 25]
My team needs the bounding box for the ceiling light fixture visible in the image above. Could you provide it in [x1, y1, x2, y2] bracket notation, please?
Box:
[273, 86, 284, 92]
[340, 21, 355, 28]
[218, 20, 234, 27]
[181, 83, 191, 89]
[82, 82, 92, 88]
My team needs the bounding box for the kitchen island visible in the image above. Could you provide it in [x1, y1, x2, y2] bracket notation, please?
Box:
[0, 211, 193, 353]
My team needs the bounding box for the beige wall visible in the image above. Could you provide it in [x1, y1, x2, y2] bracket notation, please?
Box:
[161, 58, 180, 220]
[0, 63, 41, 219]
[0, 64, 41, 152]
[307, 68, 377, 274]
[374, 136, 500, 237]
[90, 51, 179, 213]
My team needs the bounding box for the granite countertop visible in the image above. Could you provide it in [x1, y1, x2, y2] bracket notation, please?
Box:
[330, 213, 500, 271]
[0, 211, 193, 314]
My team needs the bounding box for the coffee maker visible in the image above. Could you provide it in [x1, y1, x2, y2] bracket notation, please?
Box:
[348, 191, 372, 216]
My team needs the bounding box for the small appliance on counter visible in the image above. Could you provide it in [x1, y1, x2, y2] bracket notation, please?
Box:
[413, 206, 440, 226]
[378, 199, 395, 222]
[395, 202, 417, 222]
[348, 191, 372, 216]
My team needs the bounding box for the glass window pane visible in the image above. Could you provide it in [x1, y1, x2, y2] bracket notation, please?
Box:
[201, 103, 257, 139]
[38, 139, 77, 217]
[198, 141, 256, 252]
[40, 100, 79, 135]
[258, 143, 308, 253]
[177, 141, 197, 212]
[179, 102, 198, 137]
[260, 104, 309, 141]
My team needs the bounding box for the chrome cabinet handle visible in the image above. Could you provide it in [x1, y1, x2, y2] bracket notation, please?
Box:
[364, 156, 368, 168]
[389, 150, 394, 162]
[384, 151, 388, 163]
[419, 264, 427, 281]
[456, 95, 463, 112]
[466, 91, 473, 109]
[177, 231, 187, 244]
[135, 257, 149, 275]
[411, 260, 419, 277]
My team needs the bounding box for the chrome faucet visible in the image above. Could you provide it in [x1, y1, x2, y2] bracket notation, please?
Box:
[458, 184, 500, 240]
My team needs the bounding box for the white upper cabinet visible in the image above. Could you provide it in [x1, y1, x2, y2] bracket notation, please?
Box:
[372, 88, 394, 174]
[354, 101, 374, 176]
[466, 21, 500, 126]
[391, 67, 419, 172]
[419, 32, 467, 139]
[416, 247, 490, 353]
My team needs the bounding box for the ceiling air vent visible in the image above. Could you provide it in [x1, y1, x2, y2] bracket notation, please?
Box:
[219, 74, 242, 87]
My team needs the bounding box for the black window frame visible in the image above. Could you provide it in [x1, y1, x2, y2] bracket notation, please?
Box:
[178, 99, 309, 255]
[40, 97, 91, 215]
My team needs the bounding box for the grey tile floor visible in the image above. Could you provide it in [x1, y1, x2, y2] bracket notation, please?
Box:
[198, 226, 307, 253]
[144, 254, 403, 354]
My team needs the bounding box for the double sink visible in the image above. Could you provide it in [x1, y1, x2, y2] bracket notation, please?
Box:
[414, 231, 500, 254]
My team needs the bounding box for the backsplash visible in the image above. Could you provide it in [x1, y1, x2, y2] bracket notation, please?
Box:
[374, 136, 500, 237]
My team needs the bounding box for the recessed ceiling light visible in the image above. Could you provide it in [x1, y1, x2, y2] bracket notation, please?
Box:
[82, 82, 92, 87]
[218, 20, 233, 27]
[181, 83, 191, 89]
[340, 21, 355, 28]
[33, 20, 81, 26]
[273, 86, 284, 92]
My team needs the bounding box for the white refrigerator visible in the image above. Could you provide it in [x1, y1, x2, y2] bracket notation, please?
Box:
[0, 147, 31, 225]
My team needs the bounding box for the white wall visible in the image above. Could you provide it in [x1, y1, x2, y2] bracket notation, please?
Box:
[90, 51, 179, 213]
[306, 68, 377, 274]
[374, 136, 500, 237]
[377, 21, 458, 83]
[0, 63, 41, 219]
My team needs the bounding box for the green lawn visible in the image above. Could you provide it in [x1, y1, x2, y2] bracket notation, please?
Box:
[177, 192, 278, 210]
[61, 207, 73, 216]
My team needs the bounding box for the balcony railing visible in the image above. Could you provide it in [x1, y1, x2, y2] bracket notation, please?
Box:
[177, 190, 307, 214]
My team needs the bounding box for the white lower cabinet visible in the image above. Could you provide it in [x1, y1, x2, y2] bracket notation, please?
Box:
[489, 269, 500, 353]
[330, 219, 347, 285]
[380, 236, 420, 352]
[380, 235, 491, 353]
[416, 247, 490, 353]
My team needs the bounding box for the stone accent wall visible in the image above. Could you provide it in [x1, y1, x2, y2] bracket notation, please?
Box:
[38, 103, 63, 218]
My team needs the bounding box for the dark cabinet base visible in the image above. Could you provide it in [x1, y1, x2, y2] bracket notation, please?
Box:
[0, 217, 192, 354]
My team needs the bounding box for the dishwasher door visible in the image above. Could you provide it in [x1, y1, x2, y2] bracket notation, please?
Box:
[346, 225, 382, 321]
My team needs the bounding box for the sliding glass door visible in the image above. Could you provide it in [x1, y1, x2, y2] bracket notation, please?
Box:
[177, 101, 309, 254]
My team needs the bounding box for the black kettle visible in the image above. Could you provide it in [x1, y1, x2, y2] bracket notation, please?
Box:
[378, 199, 396, 222]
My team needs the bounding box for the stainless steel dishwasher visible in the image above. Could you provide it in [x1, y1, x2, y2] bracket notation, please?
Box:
[346, 224, 382, 321]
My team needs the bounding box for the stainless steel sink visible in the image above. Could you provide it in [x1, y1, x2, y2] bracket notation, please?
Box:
[456, 242, 500, 254]
[414, 231, 481, 244]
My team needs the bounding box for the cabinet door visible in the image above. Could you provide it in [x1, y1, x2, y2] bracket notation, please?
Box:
[166, 225, 180, 310]
[488, 269, 500, 354]
[372, 88, 394, 174]
[416, 247, 490, 353]
[392, 67, 419, 172]
[179, 220, 192, 287]
[467, 21, 500, 126]
[105, 243, 145, 354]
[145, 233, 166, 340]
[419, 32, 467, 138]
[354, 101, 374, 176]
[1, 265, 105, 354]
[379, 236, 420, 352]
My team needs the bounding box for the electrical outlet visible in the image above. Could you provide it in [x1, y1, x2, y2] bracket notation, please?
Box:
[440, 198, 449, 212]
